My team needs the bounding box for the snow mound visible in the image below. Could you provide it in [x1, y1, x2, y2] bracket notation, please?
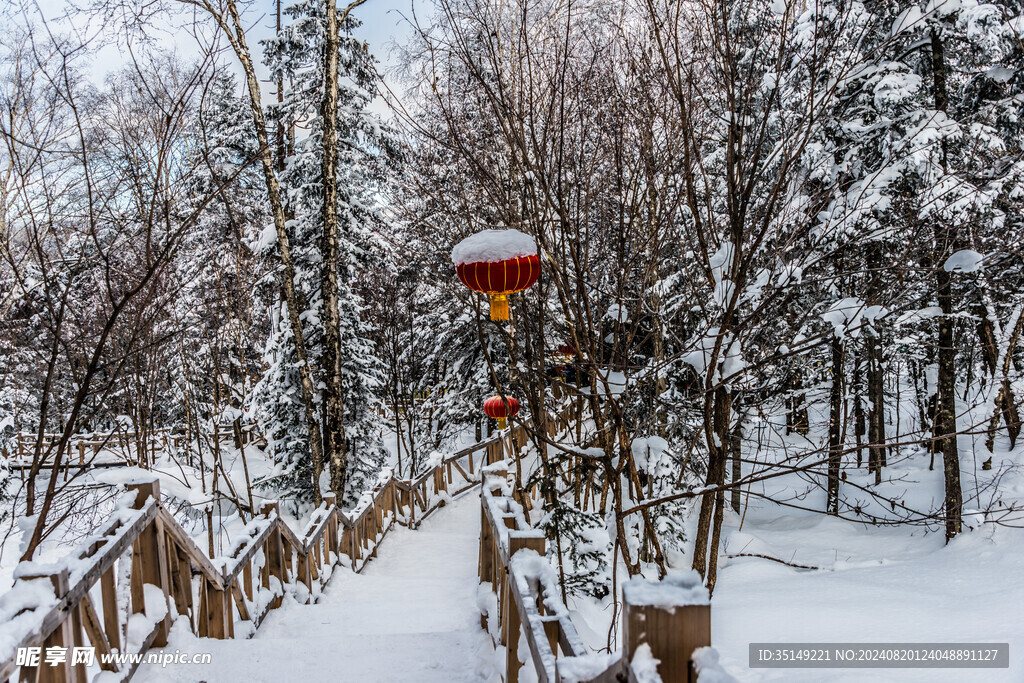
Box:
[558, 653, 619, 683]
[631, 643, 663, 683]
[451, 229, 537, 265]
[623, 569, 709, 609]
[692, 647, 738, 682]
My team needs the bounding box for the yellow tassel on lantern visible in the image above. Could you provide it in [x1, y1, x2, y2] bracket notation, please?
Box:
[489, 293, 510, 321]
[497, 417, 507, 430]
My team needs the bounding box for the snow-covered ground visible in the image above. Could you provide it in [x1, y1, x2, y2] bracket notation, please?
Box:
[567, 406, 1024, 683]
[708, 505, 1023, 681]
[134, 489, 493, 682]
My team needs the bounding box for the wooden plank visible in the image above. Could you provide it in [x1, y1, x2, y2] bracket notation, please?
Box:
[128, 486, 172, 647]
[262, 505, 286, 611]
[17, 570, 81, 683]
[79, 592, 118, 672]
[99, 565, 121, 655]
[231, 581, 251, 624]
[157, 507, 225, 589]
[205, 579, 232, 640]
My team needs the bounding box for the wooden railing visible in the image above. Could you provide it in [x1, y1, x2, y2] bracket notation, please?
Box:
[0, 427, 525, 682]
[2, 423, 263, 468]
[480, 465, 713, 683]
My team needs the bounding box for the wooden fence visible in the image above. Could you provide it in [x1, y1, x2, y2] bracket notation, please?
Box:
[2, 423, 263, 468]
[0, 427, 525, 682]
[480, 466, 712, 683]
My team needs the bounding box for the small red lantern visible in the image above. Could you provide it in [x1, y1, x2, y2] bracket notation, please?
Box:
[483, 395, 520, 430]
[452, 229, 540, 321]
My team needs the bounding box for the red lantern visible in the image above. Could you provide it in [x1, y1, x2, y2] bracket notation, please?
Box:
[452, 230, 540, 321]
[483, 395, 520, 430]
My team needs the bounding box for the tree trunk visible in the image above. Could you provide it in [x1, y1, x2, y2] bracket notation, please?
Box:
[729, 396, 743, 514]
[692, 385, 730, 591]
[930, 29, 962, 541]
[866, 329, 886, 483]
[217, 0, 326, 503]
[321, 0, 348, 501]
[853, 350, 865, 468]
[827, 337, 843, 514]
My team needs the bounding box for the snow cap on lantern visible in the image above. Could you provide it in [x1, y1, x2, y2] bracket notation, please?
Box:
[483, 394, 520, 430]
[452, 229, 540, 321]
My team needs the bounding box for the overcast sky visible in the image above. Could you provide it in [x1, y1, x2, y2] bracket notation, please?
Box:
[21, 0, 423, 115]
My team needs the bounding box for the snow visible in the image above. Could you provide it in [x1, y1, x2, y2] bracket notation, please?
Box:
[623, 570, 710, 609]
[692, 647, 738, 683]
[712, 280, 735, 309]
[890, 6, 924, 37]
[450, 229, 537, 265]
[253, 223, 278, 254]
[605, 303, 629, 323]
[986, 66, 1015, 84]
[943, 249, 985, 273]
[708, 242, 734, 284]
[579, 369, 627, 396]
[630, 643, 663, 683]
[0, 578, 58, 664]
[820, 297, 888, 338]
[557, 652, 619, 683]
[135, 490, 492, 682]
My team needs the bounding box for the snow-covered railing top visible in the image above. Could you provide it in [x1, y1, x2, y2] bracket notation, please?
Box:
[0, 427, 524, 682]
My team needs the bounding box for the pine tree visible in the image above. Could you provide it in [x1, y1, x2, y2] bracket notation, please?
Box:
[253, 1, 392, 505]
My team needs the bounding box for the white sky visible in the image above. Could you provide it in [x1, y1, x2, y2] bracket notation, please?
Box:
[21, 0, 423, 115]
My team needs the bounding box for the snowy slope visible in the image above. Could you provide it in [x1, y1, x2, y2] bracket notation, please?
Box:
[135, 491, 492, 682]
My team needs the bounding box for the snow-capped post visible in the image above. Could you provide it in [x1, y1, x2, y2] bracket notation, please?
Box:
[452, 229, 540, 321]
[260, 502, 286, 610]
[323, 494, 339, 557]
[128, 480, 173, 646]
[622, 570, 711, 682]
[478, 462, 509, 591]
[17, 567, 85, 682]
[504, 531, 546, 683]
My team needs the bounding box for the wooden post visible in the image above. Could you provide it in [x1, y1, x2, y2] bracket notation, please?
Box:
[505, 531, 545, 683]
[19, 569, 84, 683]
[205, 577, 233, 639]
[323, 495, 338, 559]
[622, 572, 711, 683]
[100, 566, 121, 653]
[128, 480, 172, 647]
[297, 551, 312, 603]
[260, 503, 285, 610]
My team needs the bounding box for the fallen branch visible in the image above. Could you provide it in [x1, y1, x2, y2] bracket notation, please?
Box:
[724, 552, 819, 570]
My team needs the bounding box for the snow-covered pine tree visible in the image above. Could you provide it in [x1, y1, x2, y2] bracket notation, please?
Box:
[252, 1, 391, 506]
[171, 71, 268, 472]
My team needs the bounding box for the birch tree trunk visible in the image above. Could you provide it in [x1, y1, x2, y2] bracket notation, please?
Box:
[320, 0, 349, 500]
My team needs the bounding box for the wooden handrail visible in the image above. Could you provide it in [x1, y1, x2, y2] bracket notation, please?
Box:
[480, 459, 712, 683]
[479, 466, 598, 683]
[0, 427, 508, 682]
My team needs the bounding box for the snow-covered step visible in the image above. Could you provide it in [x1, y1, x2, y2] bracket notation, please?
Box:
[134, 491, 490, 682]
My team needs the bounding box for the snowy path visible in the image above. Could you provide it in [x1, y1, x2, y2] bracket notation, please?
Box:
[136, 490, 490, 683]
